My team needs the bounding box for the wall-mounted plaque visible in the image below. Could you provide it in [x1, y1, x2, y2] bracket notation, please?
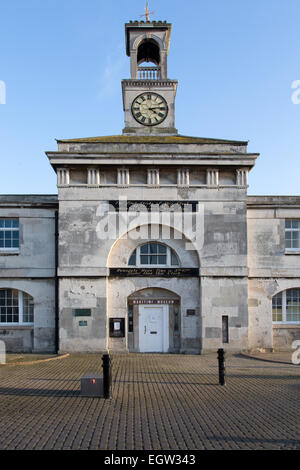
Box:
[73, 309, 92, 317]
[186, 309, 196, 316]
[109, 268, 199, 278]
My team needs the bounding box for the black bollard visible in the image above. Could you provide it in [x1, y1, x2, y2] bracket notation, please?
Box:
[102, 354, 112, 398]
[217, 348, 226, 386]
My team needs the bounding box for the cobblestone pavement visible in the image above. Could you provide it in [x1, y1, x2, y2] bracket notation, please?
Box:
[0, 353, 299, 450]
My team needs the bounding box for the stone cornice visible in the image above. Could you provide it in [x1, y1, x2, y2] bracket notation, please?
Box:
[46, 152, 258, 168]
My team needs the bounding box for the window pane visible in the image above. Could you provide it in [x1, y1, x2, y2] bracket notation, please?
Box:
[292, 235, 300, 248]
[286, 239, 291, 248]
[0, 289, 21, 323]
[285, 220, 292, 229]
[138, 243, 179, 267]
[171, 251, 179, 266]
[287, 313, 300, 322]
[6, 290, 12, 301]
[128, 250, 136, 266]
[272, 293, 282, 322]
[286, 289, 300, 322]
[0, 220, 19, 249]
[23, 293, 34, 323]
[149, 243, 157, 254]
[272, 311, 283, 322]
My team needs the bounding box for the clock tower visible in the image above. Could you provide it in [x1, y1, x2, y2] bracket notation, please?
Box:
[122, 20, 178, 135]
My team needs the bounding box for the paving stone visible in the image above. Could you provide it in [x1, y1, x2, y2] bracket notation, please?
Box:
[0, 353, 299, 450]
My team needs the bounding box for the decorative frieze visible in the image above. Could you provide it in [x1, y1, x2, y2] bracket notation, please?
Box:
[177, 169, 190, 186]
[117, 169, 130, 186]
[57, 167, 250, 188]
[57, 168, 70, 186]
[206, 169, 219, 186]
[87, 168, 100, 185]
[147, 169, 160, 186]
[236, 169, 248, 186]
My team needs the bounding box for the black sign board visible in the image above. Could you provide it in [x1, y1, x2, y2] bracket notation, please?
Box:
[186, 309, 196, 316]
[128, 299, 180, 305]
[73, 309, 92, 317]
[109, 268, 199, 278]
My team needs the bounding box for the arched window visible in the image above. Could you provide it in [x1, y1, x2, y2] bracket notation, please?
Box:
[137, 39, 160, 66]
[128, 242, 180, 267]
[0, 289, 34, 324]
[272, 289, 300, 324]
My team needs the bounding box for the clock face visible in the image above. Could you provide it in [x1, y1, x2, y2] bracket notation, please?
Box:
[131, 92, 168, 126]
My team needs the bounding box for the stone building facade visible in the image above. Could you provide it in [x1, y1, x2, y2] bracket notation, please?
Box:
[0, 20, 299, 354]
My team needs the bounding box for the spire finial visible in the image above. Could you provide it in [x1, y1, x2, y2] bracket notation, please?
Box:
[139, 2, 155, 22]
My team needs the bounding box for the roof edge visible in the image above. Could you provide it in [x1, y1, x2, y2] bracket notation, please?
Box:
[56, 134, 249, 145]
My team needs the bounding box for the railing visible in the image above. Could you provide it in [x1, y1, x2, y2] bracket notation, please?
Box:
[137, 67, 161, 80]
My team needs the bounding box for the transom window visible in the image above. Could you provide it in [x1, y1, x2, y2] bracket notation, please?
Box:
[272, 289, 300, 324]
[285, 220, 300, 251]
[0, 219, 19, 250]
[0, 289, 34, 324]
[128, 242, 180, 267]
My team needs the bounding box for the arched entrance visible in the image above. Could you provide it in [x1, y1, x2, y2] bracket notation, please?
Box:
[128, 288, 180, 353]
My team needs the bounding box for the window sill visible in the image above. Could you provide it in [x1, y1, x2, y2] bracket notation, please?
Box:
[0, 250, 20, 256]
[285, 250, 300, 255]
[272, 324, 300, 328]
[0, 323, 34, 330]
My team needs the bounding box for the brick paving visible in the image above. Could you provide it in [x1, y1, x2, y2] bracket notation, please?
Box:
[0, 353, 299, 450]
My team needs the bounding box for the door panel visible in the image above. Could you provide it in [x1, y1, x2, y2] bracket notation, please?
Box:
[139, 305, 169, 352]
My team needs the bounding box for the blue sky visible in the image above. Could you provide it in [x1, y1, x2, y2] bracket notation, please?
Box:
[0, 0, 300, 195]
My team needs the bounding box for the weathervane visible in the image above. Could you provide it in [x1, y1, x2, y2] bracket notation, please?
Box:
[140, 2, 155, 21]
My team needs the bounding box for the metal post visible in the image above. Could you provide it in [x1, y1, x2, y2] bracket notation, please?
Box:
[217, 348, 226, 386]
[102, 354, 112, 398]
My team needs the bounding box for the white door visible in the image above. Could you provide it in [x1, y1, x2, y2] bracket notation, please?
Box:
[139, 305, 169, 353]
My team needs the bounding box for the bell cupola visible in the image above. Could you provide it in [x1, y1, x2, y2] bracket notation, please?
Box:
[122, 13, 178, 135]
